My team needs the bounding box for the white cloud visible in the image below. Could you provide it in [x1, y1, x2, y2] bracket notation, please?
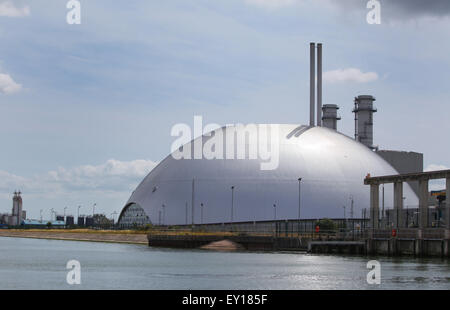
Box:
[244, 0, 297, 9]
[0, 73, 22, 94]
[0, 159, 158, 195]
[323, 68, 378, 84]
[0, 1, 30, 17]
[424, 164, 448, 172]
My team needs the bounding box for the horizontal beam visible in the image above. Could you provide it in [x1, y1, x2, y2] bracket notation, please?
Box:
[364, 169, 450, 185]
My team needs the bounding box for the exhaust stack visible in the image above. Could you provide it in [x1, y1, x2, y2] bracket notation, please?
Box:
[353, 95, 377, 150]
[309, 42, 315, 127]
[317, 43, 322, 126]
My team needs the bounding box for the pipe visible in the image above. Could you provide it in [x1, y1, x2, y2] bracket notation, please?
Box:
[309, 42, 315, 127]
[317, 43, 322, 126]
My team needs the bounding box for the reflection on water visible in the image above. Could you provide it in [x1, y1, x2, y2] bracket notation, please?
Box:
[0, 237, 449, 290]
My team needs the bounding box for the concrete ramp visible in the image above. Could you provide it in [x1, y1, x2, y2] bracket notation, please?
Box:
[200, 239, 244, 251]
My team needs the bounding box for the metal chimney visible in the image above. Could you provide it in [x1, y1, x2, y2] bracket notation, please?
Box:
[309, 42, 315, 127]
[316, 43, 322, 126]
[353, 95, 377, 150]
[322, 104, 340, 130]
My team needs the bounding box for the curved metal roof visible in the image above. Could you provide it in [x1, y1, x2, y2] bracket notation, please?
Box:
[120, 124, 418, 225]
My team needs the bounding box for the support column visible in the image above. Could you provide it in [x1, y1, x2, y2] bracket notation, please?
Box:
[418, 179, 429, 230]
[393, 181, 403, 228]
[370, 184, 380, 230]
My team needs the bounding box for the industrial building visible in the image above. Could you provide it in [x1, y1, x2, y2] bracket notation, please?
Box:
[20, 219, 65, 228]
[118, 43, 423, 227]
[0, 191, 27, 226]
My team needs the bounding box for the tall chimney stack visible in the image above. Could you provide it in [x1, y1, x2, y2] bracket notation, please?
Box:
[316, 43, 322, 126]
[353, 95, 377, 150]
[309, 42, 315, 127]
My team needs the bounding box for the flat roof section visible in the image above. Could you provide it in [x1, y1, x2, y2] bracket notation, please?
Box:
[364, 169, 450, 185]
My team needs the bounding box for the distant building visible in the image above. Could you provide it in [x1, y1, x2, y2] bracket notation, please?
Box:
[77, 216, 85, 226]
[21, 220, 65, 227]
[0, 191, 27, 226]
[66, 216, 74, 226]
[12, 191, 24, 225]
[85, 216, 94, 227]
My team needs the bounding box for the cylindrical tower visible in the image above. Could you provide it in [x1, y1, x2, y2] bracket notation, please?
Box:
[12, 191, 23, 225]
[309, 42, 315, 127]
[316, 43, 322, 126]
[353, 95, 377, 150]
[321, 104, 341, 130]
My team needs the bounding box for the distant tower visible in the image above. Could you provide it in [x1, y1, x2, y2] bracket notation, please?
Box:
[12, 191, 23, 225]
[321, 104, 341, 130]
[353, 95, 377, 150]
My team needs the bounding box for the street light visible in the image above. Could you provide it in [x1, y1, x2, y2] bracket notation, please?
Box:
[162, 204, 166, 225]
[349, 195, 354, 219]
[382, 184, 385, 221]
[111, 211, 117, 225]
[298, 177, 302, 234]
[273, 203, 277, 221]
[92, 203, 96, 216]
[403, 196, 408, 227]
[191, 178, 195, 227]
[77, 205, 82, 225]
[64, 206, 68, 218]
[231, 186, 235, 224]
[200, 203, 204, 224]
[343, 205, 347, 229]
[40, 209, 43, 223]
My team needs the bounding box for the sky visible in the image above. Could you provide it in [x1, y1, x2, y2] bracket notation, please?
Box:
[1, 0, 450, 220]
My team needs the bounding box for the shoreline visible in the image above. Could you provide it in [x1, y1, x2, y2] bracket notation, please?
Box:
[0, 229, 148, 245]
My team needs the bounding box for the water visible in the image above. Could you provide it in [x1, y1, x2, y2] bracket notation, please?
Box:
[0, 237, 449, 289]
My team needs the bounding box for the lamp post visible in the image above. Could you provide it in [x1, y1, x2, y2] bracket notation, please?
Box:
[343, 205, 347, 229]
[298, 177, 302, 234]
[77, 205, 82, 224]
[349, 195, 354, 219]
[402, 196, 406, 228]
[231, 186, 235, 224]
[111, 211, 117, 225]
[298, 178, 302, 219]
[40, 209, 43, 223]
[92, 203, 96, 216]
[162, 204, 166, 226]
[191, 178, 195, 228]
[64, 206, 68, 218]
[200, 203, 204, 225]
[273, 203, 277, 221]
[382, 184, 385, 225]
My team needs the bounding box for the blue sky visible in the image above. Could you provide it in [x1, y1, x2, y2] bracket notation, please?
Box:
[1, 0, 450, 219]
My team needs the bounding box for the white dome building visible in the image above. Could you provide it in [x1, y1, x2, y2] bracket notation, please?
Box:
[118, 124, 418, 226]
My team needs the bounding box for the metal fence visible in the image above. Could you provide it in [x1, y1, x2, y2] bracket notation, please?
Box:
[127, 218, 369, 240]
[367, 205, 448, 229]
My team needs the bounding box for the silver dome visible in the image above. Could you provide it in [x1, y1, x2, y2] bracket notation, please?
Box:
[119, 124, 418, 225]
